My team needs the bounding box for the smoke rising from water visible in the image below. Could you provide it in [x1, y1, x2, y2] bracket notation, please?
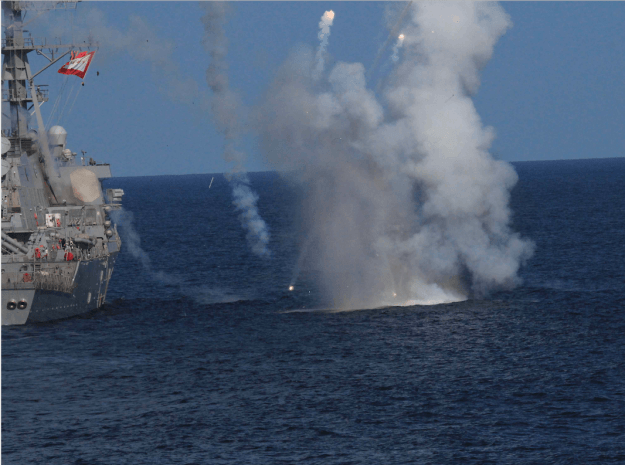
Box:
[200, 2, 271, 258]
[231, 173, 271, 257]
[258, 2, 534, 309]
[110, 208, 156, 277]
[110, 208, 243, 304]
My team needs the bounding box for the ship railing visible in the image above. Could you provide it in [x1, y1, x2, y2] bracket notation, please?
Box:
[2, 87, 48, 102]
[33, 272, 77, 295]
[2, 37, 44, 48]
[14, 1, 78, 12]
[2, 37, 98, 51]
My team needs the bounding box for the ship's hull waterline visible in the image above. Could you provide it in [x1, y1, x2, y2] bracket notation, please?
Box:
[2, 253, 118, 325]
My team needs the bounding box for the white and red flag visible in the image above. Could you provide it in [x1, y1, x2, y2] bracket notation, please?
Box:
[58, 51, 95, 79]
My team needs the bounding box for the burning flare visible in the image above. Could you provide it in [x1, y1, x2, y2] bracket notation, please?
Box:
[313, 10, 336, 80]
[258, 2, 534, 310]
[391, 33, 405, 62]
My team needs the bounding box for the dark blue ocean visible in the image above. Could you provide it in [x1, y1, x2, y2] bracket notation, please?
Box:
[3, 158, 624, 464]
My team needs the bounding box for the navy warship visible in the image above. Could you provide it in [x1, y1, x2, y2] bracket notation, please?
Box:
[2, 1, 123, 325]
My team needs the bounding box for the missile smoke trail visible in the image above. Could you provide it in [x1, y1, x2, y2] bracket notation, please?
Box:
[200, 2, 271, 258]
[391, 34, 405, 62]
[313, 10, 335, 80]
[368, 1, 412, 79]
[259, 2, 534, 309]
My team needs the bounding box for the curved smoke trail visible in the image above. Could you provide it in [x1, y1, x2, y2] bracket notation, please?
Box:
[391, 34, 405, 62]
[258, 2, 534, 309]
[111, 208, 243, 304]
[313, 10, 335, 81]
[200, 2, 271, 258]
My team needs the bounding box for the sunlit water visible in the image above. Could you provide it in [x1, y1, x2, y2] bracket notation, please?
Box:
[3, 159, 624, 464]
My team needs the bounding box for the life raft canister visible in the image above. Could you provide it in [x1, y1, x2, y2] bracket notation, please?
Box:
[56, 218, 61, 227]
[64, 251, 74, 261]
[34, 247, 41, 259]
[23, 273, 32, 283]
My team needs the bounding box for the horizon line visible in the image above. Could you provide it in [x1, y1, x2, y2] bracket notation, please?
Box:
[110, 156, 625, 179]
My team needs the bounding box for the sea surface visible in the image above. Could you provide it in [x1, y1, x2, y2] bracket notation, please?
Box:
[2, 158, 624, 464]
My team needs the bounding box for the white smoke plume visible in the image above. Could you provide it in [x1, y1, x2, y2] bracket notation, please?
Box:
[258, 2, 534, 310]
[109, 208, 154, 275]
[313, 10, 335, 80]
[111, 208, 242, 304]
[391, 34, 405, 62]
[200, 2, 271, 258]
[231, 173, 271, 257]
[109, 208, 185, 286]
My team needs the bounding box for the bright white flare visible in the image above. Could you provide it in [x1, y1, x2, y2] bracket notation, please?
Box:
[391, 33, 405, 62]
[323, 10, 335, 22]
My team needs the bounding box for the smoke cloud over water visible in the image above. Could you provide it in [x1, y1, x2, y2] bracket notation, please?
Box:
[110, 209, 152, 272]
[111, 208, 243, 304]
[258, 2, 534, 310]
[200, 2, 271, 258]
[231, 173, 271, 258]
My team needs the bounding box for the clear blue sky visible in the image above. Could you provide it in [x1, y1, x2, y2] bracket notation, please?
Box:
[12, 1, 625, 177]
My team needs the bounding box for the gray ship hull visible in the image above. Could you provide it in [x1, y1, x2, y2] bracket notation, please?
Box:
[1, 253, 118, 325]
[3, 2, 124, 326]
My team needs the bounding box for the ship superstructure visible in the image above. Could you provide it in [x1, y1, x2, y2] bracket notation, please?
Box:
[2, 1, 123, 325]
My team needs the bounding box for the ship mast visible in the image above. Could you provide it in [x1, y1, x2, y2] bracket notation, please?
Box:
[2, 1, 96, 158]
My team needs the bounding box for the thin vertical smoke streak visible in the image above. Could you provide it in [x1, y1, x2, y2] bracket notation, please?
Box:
[200, 2, 271, 258]
[289, 233, 313, 288]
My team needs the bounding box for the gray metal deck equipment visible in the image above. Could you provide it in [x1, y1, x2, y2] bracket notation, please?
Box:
[2, 1, 124, 324]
